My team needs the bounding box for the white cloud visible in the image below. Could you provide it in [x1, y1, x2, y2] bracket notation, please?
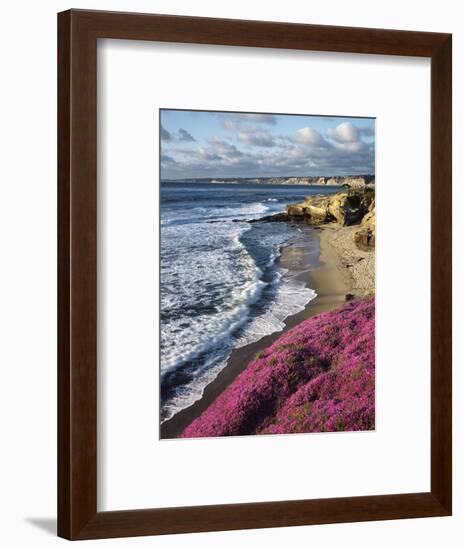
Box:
[335, 141, 365, 153]
[221, 113, 276, 131]
[161, 118, 375, 179]
[237, 127, 275, 147]
[223, 119, 238, 130]
[293, 127, 327, 147]
[326, 122, 360, 143]
[209, 137, 244, 158]
[235, 113, 276, 125]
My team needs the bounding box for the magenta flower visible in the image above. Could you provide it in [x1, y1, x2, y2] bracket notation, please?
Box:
[181, 296, 375, 438]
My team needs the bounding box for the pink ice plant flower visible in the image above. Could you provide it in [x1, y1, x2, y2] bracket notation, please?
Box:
[181, 296, 375, 438]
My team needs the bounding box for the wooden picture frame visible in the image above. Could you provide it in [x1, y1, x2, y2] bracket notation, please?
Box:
[57, 9, 452, 540]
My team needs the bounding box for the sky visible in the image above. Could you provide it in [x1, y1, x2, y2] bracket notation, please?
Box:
[160, 110, 375, 180]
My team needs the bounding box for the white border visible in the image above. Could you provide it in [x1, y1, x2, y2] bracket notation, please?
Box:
[97, 40, 430, 511]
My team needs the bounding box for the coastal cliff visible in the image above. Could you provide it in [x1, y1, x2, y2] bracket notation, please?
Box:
[164, 175, 375, 187]
[182, 296, 375, 437]
[289, 188, 376, 256]
[257, 188, 376, 255]
[287, 188, 374, 225]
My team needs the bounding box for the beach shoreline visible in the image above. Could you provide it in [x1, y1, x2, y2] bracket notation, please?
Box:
[160, 222, 371, 439]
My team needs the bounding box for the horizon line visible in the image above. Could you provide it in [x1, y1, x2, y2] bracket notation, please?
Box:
[161, 173, 375, 181]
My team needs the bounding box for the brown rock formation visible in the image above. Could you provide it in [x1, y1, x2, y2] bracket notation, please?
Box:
[251, 188, 376, 252]
[285, 188, 374, 227]
[353, 200, 375, 251]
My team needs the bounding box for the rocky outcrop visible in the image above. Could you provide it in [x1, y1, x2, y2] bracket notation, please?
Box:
[278, 175, 371, 186]
[252, 188, 375, 252]
[353, 200, 375, 251]
[287, 196, 334, 224]
[325, 175, 373, 188]
[251, 188, 376, 251]
[248, 212, 289, 223]
[286, 188, 374, 228]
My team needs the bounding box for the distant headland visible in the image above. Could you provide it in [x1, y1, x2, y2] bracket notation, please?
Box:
[161, 175, 375, 187]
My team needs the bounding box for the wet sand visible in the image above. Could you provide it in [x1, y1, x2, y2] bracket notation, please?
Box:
[160, 224, 357, 439]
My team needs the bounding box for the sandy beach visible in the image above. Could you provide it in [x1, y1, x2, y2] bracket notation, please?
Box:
[318, 224, 375, 297]
[160, 221, 374, 439]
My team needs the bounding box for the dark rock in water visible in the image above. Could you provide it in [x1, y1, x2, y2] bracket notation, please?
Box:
[248, 212, 289, 223]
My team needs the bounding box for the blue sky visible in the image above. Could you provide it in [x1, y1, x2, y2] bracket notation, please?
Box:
[160, 110, 375, 179]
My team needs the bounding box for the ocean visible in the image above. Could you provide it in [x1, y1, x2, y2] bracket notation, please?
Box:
[160, 182, 342, 422]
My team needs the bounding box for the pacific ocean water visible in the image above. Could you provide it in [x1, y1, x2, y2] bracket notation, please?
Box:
[160, 182, 341, 421]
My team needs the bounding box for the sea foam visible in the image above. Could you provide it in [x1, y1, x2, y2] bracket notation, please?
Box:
[160, 184, 319, 421]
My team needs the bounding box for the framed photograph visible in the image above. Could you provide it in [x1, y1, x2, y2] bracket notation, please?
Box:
[58, 9, 452, 539]
[159, 108, 376, 440]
